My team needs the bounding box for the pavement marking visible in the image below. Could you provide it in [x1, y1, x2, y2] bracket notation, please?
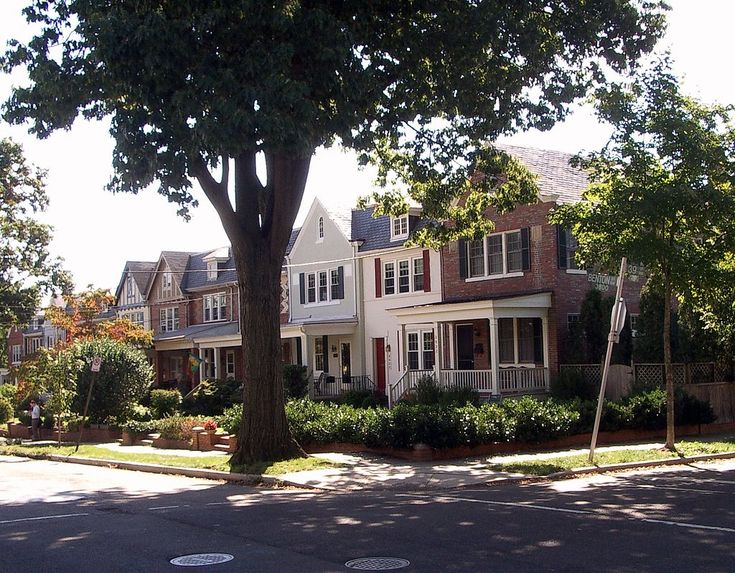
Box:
[629, 483, 723, 494]
[642, 518, 735, 534]
[403, 492, 735, 536]
[399, 493, 592, 516]
[0, 512, 89, 525]
[148, 505, 190, 511]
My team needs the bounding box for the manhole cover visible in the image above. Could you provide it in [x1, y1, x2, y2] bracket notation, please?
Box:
[170, 553, 234, 567]
[345, 557, 410, 570]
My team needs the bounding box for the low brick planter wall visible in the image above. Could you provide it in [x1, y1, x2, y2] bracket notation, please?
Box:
[152, 437, 191, 450]
[301, 421, 735, 462]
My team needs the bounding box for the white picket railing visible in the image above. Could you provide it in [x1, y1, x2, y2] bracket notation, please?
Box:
[388, 369, 433, 407]
[498, 367, 548, 394]
[389, 367, 549, 406]
[439, 369, 493, 392]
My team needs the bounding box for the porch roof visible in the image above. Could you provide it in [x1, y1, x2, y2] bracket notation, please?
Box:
[281, 318, 358, 337]
[154, 321, 240, 345]
[386, 290, 552, 325]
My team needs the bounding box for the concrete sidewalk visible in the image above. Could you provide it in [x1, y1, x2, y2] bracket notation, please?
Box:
[275, 442, 677, 491]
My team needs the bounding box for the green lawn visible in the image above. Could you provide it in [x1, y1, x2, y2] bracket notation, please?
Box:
[0, 442, 336, 476]
[490, 439, 735, 477]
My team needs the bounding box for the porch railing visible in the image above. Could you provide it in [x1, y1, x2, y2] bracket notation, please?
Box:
[389, 367, 549, 406]
[498, 367, 548, 394]
[389, 369, 433, 407]
[439, 369, 493, 392]
[312, 373, 374, 399]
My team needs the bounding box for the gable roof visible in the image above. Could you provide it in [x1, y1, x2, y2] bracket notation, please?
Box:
[113, 261, 156, 302]
[495, 143, 588, 204]
[146, 250, 195, 298]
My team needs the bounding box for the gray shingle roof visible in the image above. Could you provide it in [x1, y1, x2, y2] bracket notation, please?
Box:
[321, 200, 354, 239]
[182, 248, 237, 292]
[160, 251, 194, 290]
[154, 321, 239, 342]
[114, 261, 156, 302]
[495, 143, 588, 204]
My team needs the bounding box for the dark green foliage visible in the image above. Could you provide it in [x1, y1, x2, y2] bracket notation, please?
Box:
[282, 365, 308, 400]
[550, 369, 597, 401]
[675, 387, 716, 426]
[410, 375, 480, 406]
[149, 389, 182, 419]
[0, 396, 13, 424]
[580, 289, 607, 363]
[180, 378, 242, 416]
[69, 338, 153, 424]
[501, 396, 580, 443]
[338, 390, 381, 409]
[217, 405, 243, 436]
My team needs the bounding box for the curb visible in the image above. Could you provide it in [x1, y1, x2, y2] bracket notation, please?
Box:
[0, 448, 323, 490]
[487, 451, 735, 486]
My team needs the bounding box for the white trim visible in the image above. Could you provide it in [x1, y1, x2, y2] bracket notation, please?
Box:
[465, 272, 524, 282]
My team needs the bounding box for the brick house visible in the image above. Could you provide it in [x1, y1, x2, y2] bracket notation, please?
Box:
[383, 145, 642, 402]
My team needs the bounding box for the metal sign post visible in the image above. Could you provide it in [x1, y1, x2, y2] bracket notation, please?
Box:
[76, 357, 101, 452]
[588, 258, 627, 464]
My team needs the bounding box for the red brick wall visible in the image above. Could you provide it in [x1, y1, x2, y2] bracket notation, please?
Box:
[440, 201, 643, 373]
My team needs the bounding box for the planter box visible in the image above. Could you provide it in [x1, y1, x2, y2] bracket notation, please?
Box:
[152, 437, 191, 450]
[121, 431, 144, 446]
[7, 422, 30, 439]
[301, 420, 735, 462]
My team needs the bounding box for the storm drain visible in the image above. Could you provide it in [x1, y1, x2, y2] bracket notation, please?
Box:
[345, 557, 410, 570]
[170, 553, 234, 567]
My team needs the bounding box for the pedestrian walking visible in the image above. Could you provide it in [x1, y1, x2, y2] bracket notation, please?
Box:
[30, 400, 41, 441]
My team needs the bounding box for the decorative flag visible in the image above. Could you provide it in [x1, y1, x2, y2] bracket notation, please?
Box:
[188, 353, 203, 374]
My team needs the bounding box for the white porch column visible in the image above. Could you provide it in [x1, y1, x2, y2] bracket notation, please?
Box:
[300, 333, 309, 369]
[432, 321, 440, 381]
[489, 318, 500, 395]
[213, 348, 221, 381]
[199, 349, 206, 384]
[400, 323, 407, 373]
[542, 314, 550, 390]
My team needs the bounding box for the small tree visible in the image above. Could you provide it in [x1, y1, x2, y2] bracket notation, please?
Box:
[551, 60, 735, 449]
[40, 348, 83, 445]
[46, 288, 153, 348]
[0, 138, 72, 329]
[67, 338, 154, 424]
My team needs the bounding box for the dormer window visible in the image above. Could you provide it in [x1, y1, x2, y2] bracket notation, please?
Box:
[391, 215, 409, 241]
[207, 260, 218, 281]
[318, 216, 324, 241]
[126, 274, 135, 301]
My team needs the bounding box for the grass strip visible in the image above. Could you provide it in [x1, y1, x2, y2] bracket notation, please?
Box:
[0, 443, 335, 476]
[491, 439, 735, 477]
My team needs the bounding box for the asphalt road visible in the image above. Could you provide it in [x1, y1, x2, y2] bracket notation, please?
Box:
[1, 455, 734, 572]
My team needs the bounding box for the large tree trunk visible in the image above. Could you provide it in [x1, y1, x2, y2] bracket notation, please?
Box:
[230, 236, 305, 465]
[192, 150, 311, 465]
[663, 276, 675, 450]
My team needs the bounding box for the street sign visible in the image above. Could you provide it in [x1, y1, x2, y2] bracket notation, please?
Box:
[91, 356, 102, 372]
[608, 297, 628, 342]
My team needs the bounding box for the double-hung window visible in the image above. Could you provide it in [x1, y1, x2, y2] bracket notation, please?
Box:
[11, 345, 21, 363]
[126, 275, 136, 302]
[407, 330, 435, 370]
[300, 267, 345, 305]
[161, 272, 173, 298]
[557, 227, 580, 270]
[160, 307, 180, 332]
[318, 271, 329, 302]
[462, 229, 529, 279]
[498, 317, 543, 365]
[412, 258, 424, 291]
[398, 260, 410, 293]
[391, 215, 409, 240]
[204, 293, 226, 322]
[384, 262, 395, 295]
[314, 338, 325, 371]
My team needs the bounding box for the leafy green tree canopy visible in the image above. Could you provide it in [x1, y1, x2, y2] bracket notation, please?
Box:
[550, 58, 735, 448]
[0, 137, 72, 328]
[2, 1, 667, 463]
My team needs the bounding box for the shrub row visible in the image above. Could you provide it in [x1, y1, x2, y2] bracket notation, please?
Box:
[277, 388, 713, 449]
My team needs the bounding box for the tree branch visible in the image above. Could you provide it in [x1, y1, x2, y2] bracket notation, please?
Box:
[190, 155, 237, 235]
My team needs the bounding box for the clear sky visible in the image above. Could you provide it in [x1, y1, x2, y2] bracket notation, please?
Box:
[0, 1, 732, 293]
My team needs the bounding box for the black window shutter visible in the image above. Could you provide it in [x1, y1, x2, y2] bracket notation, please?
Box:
[521, 228, 531, 271]
[533, 318, 544, 364]
[458, 239, 468, 279]
[422, 250, 431, 292]
[337, 266, 344, 299]
[374, 258, 382, 298]
[296, 338, 303, 365]
[299, 273, 305, 304]
[557, 226, 568, 269]
[322, 335, 329, 372]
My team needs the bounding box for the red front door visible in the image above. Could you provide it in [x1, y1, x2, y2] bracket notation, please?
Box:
[375, 338, 386, 394]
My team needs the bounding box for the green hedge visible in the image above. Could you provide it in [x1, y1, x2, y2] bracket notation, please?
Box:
[218, 389, 715, 449]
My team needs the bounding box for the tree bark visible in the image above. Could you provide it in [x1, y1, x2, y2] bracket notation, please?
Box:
[193, 150, 311, 465]
[663, 275, 675, 450]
